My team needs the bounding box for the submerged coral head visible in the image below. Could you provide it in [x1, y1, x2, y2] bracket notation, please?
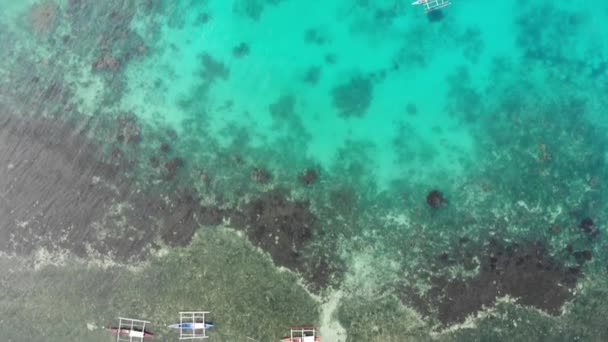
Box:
[579, 217, 600, 237]
[299, 168, 319, 186]
[427, 10, 444, 23]
[426, 190, 447, 208]
[252, 167, 271, 184]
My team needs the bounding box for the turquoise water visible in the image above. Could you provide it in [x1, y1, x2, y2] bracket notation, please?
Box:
[1, 0, 608, 341]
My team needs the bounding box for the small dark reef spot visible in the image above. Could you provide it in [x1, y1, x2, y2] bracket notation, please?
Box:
[303, 66, 322, 85]
[232, 42, 250, 58]
[251, 167, 271, 184]
[299, 168, 318, 186]
[427, 10, 444, 23]
[331, 76, 373, 118]
[426, 190, 447, 208]
[579, 217, 599, 237]
[149, 156, 160, 168]
[406, 102, 418, 116]
[164, 157, 184, 180]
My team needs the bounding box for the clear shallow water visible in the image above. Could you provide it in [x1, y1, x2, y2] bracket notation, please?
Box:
[1, 0, 608, 341]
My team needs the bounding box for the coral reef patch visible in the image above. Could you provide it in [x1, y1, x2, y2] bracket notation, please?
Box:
[401, 238, 583, 326]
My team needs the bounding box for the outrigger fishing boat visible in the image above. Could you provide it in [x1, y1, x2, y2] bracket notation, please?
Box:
[412, 0, 451, 13]
[108, 317, 153, 341]
[280, 325, 320, 342]
[168, 321, 214, 330]
[169, 311, 213, 339]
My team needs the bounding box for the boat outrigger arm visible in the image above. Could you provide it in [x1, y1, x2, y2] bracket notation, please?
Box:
[412, 0, 451, 13]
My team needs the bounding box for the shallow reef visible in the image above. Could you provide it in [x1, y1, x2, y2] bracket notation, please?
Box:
[400, 238, 583, 326]
[2, 0, 608, 340]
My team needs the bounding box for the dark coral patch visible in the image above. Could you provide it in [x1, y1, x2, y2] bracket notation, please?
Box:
[406, 103, 418, 116]
[269, 94, 295, 120]
[325, 53, 337, 65]
[232, 188, 315, 271]
[200, 53, 229, 82]
[401, 239, 581, 326]
[251, 167, 271, 184]
[580, 217, 594, 230]
[159, 190, 201, 247]
[149, 156, 160, 168]
[164, 157, 184, 180]
[225, 188, 344, 291]
[110, 148, 123, 162]
[116, 112, 141, 144]
[0, 116, 123, 258]
[198, 205, 225, 226]
[232, 42, 250, 58]
[303, 66, 322, 85]
[331, 76, 373, 117]
[579, 217, 599, 237]
[426, 190, 447, 208]
[573, 250, 592, 264]
[92, 55, 121, 72]
[304, 28, 327, 45]
[427, 9, 444, 23]
[299, 168, 318, 186]
[196, 12, 211, 25]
